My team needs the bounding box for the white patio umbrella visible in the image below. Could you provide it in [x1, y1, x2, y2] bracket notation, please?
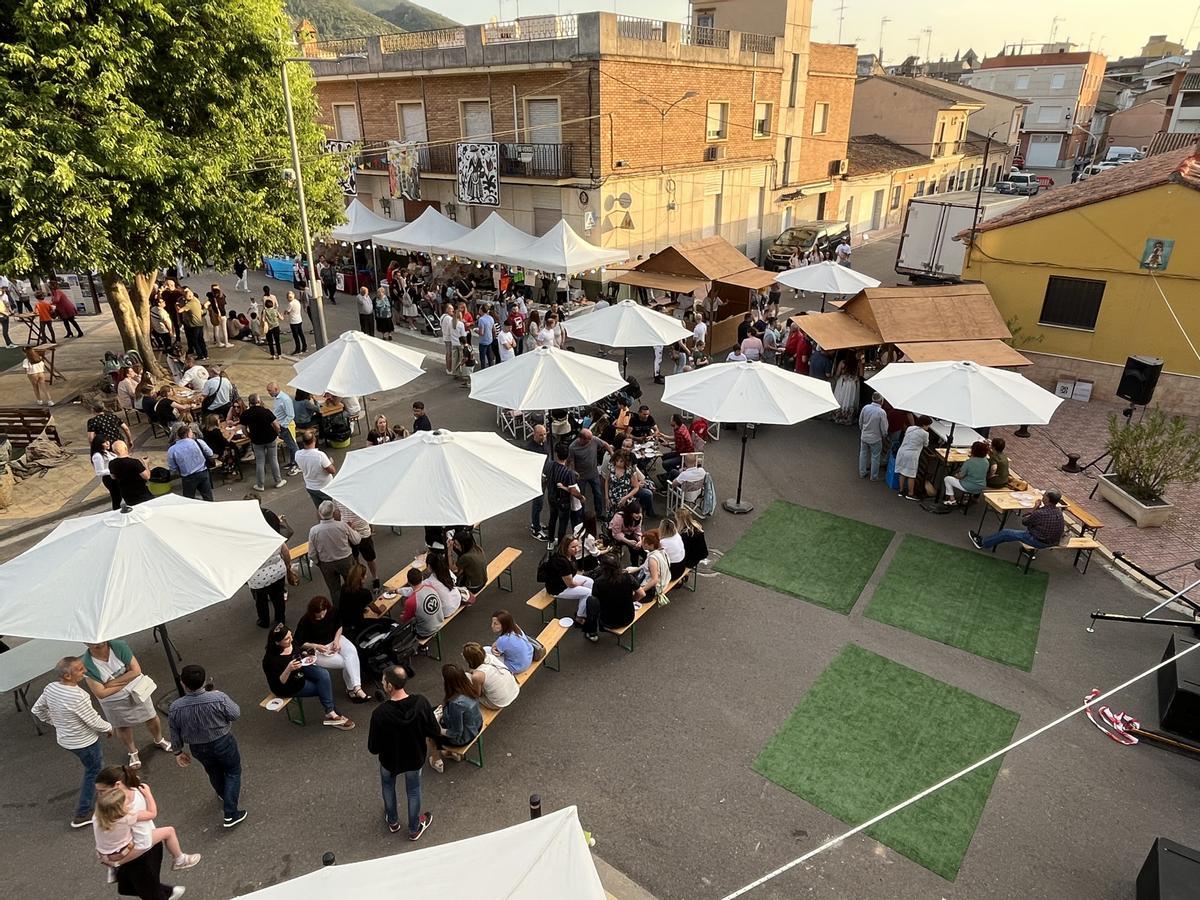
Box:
[0, 496, 285, 692]
[563, 299, 692, 376]
[325, 429, 545, 527]
[289, 330, 425, 419]
[774, 261, 881, 310]
[663, 360, 838, 514]
[468, 345, 626, 411]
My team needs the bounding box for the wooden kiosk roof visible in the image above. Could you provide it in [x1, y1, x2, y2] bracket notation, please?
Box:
[629, 235, 767, 285]
[897, 340, 1031, 366]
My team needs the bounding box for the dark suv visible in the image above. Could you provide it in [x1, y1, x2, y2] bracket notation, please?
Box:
[764, 221, 851, 270]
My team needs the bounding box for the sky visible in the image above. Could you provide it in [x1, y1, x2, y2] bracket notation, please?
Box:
[408, 0, 1199, 65]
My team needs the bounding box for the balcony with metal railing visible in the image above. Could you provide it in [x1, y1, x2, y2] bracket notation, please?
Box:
[355, 141, 576, 180]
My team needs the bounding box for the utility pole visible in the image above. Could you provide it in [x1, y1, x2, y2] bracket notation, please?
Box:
[878, 16, 891, 63]
[922, 26, 933, 66]
[835, 1, 848, 44]
[281, 58, 329, 349]
[1049, 15, 1065, 46]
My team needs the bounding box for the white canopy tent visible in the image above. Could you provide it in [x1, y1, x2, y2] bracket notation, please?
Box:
[375, 205, 471, 254]
[469, 345, 627, 411]
[241, 806, 606, 900]
[325, 429, 545, 527]
[433, 211, 536, 263]
[504, 219, 630, 275]
[329, 198, 400, 243]
[289, 330, 425, 398]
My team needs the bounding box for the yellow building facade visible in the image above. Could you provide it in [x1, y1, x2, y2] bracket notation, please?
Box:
[962, 148, 1200, 414]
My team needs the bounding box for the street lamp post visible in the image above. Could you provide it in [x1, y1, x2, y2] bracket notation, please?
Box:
[281, 58, 330, 349]
[639, 91, 698, 173]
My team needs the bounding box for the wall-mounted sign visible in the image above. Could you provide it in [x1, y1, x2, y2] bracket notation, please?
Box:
[583, 211, 596, 232]
[1139, 237, 1174, 272]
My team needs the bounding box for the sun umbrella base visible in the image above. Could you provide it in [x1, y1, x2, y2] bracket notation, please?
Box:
[722, 499, 755, 515]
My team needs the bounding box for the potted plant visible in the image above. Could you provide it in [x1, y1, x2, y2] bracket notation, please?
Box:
[1096, 409, 1200, 527]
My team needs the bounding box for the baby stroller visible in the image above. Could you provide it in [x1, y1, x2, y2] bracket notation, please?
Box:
[416, 297, 440, 336]
[357, 619, 419, 689]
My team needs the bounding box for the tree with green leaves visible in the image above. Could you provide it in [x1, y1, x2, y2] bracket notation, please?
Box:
[0, 0, 344, 374]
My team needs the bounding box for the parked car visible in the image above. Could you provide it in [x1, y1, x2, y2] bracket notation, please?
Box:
[1035, 174, 1055, 189]
[1012, 154, 1025, 169]
[1078, 162, 1121, 182]
[995, 172, 1040, 195]
[1105, 146, 1144, 163]
[764, 221, 851, 271]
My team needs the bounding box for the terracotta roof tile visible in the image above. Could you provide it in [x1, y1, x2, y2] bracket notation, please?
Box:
[847, 135, 930, 176]
[963, 145, 1200, 236]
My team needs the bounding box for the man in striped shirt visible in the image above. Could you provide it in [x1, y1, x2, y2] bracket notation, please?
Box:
[31, 657, 113, 827]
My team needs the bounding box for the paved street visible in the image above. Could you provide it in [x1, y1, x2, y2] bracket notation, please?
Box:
[2, 263, 1198, 899]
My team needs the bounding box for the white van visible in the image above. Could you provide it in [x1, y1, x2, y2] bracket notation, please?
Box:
[1105, 146, 1143, 163]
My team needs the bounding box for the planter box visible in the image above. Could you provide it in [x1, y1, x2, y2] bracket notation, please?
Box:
[1096, 474, 1173, 527]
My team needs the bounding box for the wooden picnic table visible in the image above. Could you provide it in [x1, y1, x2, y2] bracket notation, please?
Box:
[220, 421, 250, 447]
[12, 312, 40, 346]
[168, 386, 203, 410]
[28, 343, 59, 384]
[978, 488, 1105, 542]
[319, 401, 344, 418]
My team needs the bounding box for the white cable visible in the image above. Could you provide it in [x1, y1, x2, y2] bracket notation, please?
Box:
[1150, 272, 1200, 364]
[720, 637, 1200, 900]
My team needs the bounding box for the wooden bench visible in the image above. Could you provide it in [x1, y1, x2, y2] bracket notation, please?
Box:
[606, 569, 691, 652]
[1063, 499, 1104, 538]
[0, 407, 62, 450]
[417, 547, 520, 661]
[288, 542, 312, 581]
[1017, 537, 1100, 575]
[259, 692, 307, 726]
[528, 566, 700, 625]
[444, 619, 569, 768]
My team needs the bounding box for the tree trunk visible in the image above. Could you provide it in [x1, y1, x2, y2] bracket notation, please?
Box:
[103, 271, 163, 378]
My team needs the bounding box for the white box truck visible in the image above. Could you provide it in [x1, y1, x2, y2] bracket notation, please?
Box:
[895, 191, 1028, 282]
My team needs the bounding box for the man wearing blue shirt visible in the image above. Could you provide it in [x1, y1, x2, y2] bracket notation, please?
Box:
[267, 381, 300, 475]
[475, 303, 497, 368]
[167, 424, 215, 500]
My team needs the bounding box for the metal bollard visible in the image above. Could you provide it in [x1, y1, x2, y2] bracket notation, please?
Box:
[321, 852, 336, 867]
[529, 794, 542, 820]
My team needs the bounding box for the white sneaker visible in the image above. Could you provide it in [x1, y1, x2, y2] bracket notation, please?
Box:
[169, 887, 187, 900]
[252, 484, 265, 492]
[273, 479, 287, 488]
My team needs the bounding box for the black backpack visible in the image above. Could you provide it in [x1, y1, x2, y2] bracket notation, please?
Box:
[625, 376, 642, 400]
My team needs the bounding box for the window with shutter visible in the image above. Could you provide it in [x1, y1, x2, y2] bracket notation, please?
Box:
[334, 104, 360, 141]
[1039, 276, 1105, 330]
[397, 103, 427, 143]
[525, 99, 561, 144]
[461, 101, 492, 140]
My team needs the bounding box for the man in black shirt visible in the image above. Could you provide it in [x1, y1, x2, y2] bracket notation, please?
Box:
[108, 440, 153, 505]
[630, 406, 658, 439]
[546, 442, 580, 545]
[368, 666, 438, 840]
[526, 423, 552, 540]
[412, 401, 432, 432]
[239, 394, 286, 491]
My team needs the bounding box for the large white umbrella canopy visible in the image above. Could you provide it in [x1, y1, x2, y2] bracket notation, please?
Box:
[329, 198, 399, 243]
[375, 205, 470, 253]
[242, 806, 605, 900]
[469, 345, 626, 411]
[504, 219, 630, 275]
[774, 260, 882, 294]
[564, 299, 692, 347]
[663, 361, 838, 513]
[0, 496, 284, 643]
[433, 211, 535, 263]
[289, 330, 425, 397]
[866, 360, 1063, 428]
[326, 429, 545, 526]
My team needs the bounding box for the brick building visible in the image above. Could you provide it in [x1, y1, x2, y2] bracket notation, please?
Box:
[304, 2, 854, 265]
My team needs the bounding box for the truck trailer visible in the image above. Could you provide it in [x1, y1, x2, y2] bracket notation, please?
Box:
[895, 191, 1028, 282]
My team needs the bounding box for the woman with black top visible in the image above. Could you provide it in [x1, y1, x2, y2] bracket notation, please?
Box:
[676, 506, 709, 570]
[543, 535, 594, 622]
[339, 563, 375, 638]
[293, 596, 369, 703]
[261, 624, 355, 728]
[580, 553, 636, 641]
[90, 435, 122, 510]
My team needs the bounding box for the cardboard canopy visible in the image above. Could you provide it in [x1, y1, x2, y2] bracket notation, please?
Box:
[610, 270, 707, 294]
[241, 806, 606, 900]
[897, 340, 1031, 367]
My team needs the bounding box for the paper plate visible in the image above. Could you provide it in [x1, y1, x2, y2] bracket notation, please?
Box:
[265, 697, 287, 711]
[557, 616, 575, 628]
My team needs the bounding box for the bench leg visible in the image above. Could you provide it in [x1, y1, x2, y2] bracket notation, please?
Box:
[299, 555, 312, 582]
[500, 565, 513, 593]
[1074, 547, 1093, 575]
[430, 632, 442, 662]
[1016, 547, 1035, 575]
[686, 568, 697, 592]
[618, 624, 635, 653]
[464, 735, 484, 769]
[286, 698, 306, 726]
[545, 642, 561, 672]
[390, 526, 403, 536]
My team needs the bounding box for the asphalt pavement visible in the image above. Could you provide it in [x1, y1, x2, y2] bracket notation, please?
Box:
[2, 259, 1198, 900]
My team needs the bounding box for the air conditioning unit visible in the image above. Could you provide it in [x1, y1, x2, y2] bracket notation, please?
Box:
[830, 158, 849, 176]
[704, 145, 727, 162]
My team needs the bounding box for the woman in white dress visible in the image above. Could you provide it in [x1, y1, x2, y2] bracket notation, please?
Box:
[831, 355, 862, 425]
[462, 641, 519, 709]
[894, 415, 932, 501]
[81, 641, 171, 768]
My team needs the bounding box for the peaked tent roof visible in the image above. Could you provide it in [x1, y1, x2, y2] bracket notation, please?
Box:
[503, 219, 629, 275]
[242, 806, 606, 900]
[963, 145, 1200, 236]
[633, 235, 758, 282]
[329, 199, 401, 243]
[433, 211, 535, 262]
[374, 205, 471, 252]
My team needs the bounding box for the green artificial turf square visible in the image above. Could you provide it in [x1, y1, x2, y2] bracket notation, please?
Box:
[754, 644, 1019, 881]
[865, 535, 1048, 670]
[714, 500, 893, 614]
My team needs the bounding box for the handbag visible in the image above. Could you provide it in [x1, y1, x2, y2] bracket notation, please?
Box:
[276, 513, 295, 540]
[128, 674, 157, 703]
[522, 632, 547, 662]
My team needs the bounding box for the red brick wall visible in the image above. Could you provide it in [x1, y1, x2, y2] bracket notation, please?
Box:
[796, 42, 856, 186]
[598, 58, 780, 173]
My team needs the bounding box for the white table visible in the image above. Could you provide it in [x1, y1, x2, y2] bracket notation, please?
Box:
[0, 639, 86, 734]
[930, 419, 986, 448]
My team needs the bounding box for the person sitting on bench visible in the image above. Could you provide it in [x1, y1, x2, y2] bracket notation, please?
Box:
[579, 553, 636, 642]
[462, 642, 518, 709]
[399, 569, 445, 639]
[970, 490, 1066, 552]
[943, 441, 989, 507]
[544, 535, 595, 623]
[450, 529, 486, 598]
[631, 530, 671, 606]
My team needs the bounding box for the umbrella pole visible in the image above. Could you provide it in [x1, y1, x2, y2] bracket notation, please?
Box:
[722, 426, 754, 515]
[821, 292, 826, 313]
[622, 348, 628, 380]
[154, 624, 185, 711]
